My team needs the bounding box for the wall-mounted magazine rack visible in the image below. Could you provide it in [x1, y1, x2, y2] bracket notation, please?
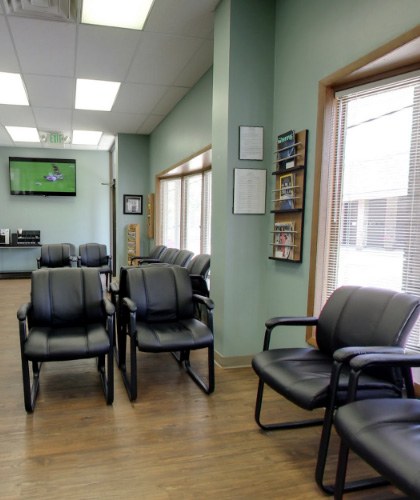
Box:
[269, 129, 308, 262]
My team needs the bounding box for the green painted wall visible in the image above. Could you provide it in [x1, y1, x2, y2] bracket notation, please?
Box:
[149, 68, 213, 182]
[211, 0, 275, 358]
[0, 146, 110, 271]
[115, 133, 149, 271]
[264, 1, 420, 350]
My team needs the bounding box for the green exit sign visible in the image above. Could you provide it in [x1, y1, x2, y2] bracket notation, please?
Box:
[48, 132, 65, 144]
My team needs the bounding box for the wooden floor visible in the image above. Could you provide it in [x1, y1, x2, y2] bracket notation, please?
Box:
[0, 279, 405, 499]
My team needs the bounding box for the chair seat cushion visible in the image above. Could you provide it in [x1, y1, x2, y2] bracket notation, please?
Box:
[252, 348, 401, 410]
[24, 324, 111, 361]
[335, 398, 420, 498]
[136, 318, 213, 352]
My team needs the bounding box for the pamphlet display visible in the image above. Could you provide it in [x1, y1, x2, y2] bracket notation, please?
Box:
[270, 129, 308, 263]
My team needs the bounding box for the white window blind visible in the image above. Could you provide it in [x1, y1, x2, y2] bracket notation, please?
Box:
[159, 170, 212, 254]
[321, 74, 420, 350]
[160, 178, 181, 248]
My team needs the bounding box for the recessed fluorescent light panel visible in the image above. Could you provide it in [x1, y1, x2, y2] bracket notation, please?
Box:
[81, 0, 155, 30]
[72, 130, 103, 145]
[0, 72, 29, 105]
[6, 126, 39, 142]
[75, 78, 121, 111]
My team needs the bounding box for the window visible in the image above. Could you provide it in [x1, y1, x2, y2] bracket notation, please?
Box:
[159, 169, 211, 255]
[317, 73, 420, 349]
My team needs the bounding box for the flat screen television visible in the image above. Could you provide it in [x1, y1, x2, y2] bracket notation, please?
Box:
[9, 157, 76, 196]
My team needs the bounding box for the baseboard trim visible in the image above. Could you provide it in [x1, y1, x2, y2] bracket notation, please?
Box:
[214, 351, 253, 368]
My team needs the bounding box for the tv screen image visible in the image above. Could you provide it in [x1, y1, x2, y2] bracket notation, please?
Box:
[9, 157, 76, 196]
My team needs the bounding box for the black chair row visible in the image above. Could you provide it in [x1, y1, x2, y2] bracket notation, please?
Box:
[17, 264, 215, 412]
[131, 245, 194, 268]
[37, 242, 112, 288]
[252, 285, 420, 496]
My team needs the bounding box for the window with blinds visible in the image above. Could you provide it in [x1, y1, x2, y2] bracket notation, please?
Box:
[159, 170, 212, 255]
[320, 73, 420, 350]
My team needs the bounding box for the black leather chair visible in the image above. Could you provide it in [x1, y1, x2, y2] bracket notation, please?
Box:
[252, 285, 420, 494]
[78, 243, 112, 289]
[334, 349, 420, 499]
[17, 268, 115, 412]
[118, 265, 215, 401]
[130, 245, 167, 265]
[171, 249, 193, 267]
[187, 254, 210, 296]
[37, 243, 73, 268]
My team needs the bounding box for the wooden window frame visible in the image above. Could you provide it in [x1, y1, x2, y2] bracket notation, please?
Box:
[307, 26, 420, 346]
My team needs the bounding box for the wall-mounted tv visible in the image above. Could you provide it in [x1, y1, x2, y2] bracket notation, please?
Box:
[9, 157, 76, 196]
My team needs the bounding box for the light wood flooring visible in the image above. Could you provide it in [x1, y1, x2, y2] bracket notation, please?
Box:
[0, 278, 406, 499]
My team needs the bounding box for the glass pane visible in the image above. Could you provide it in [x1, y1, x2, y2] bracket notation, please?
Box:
[336, 85, 415, 291]
[183, 174, 202, 255]
[160, 178, 181, 248]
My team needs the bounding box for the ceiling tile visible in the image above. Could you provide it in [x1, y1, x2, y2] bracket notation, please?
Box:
[75, 24, 141, 81]
[0, 16, 20, 72]
[127, 31, 203, 85]
[146, 0, 217, 39]
[152, 86, 190, 115]
[0, 125, 14, 146]
[137, 114, 165, 134]
[113, 82, 168, 114]
[25, 75, 74, 108]
[73, 109, 145, 134]
[32, 107, 72, 131]
[173, 39, 213, 87]
[8, 16, 76, 76]
[0, 104, 35, 125]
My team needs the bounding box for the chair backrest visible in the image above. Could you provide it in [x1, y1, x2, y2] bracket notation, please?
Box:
[172, 249, 194, 267]
[79, 243, 108, 267]
[160, 248, 180, 264]
[125, 265, 194, 322]
[187, 254, 210, 277]
[149, 245, 167, 260]
[316, 286, 420, 356]
[39, 243, 71, 267]
[30, 268, 104, 327]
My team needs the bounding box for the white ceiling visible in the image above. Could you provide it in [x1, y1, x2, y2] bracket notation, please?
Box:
[0, 0, 219, 150]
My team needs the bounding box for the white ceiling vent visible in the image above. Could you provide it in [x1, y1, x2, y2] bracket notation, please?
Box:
[2, 0, 78, 22]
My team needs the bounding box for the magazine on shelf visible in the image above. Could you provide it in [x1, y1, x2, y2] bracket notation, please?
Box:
[277, 130, 296, 169]
[278, 173, 295, 210]
[274, 221, 295, 259]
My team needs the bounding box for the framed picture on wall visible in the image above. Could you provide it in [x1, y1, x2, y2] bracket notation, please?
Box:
[124, 194, 143, 214]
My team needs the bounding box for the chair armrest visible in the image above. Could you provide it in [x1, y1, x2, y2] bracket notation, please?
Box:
[262, 316, 318, 350]
[110, 282, 119, 295]
[349, 350, 420, 371]
[333, 345, 405, 363]
[17, 302, 31, 321]
[102, 297, 115, 316]
[265, 316, 318, 330]
[345, 349, 420, 401]
[130, 256, 160, 265]
[122, 297, 137, 313]
[193, 294, 214, 310]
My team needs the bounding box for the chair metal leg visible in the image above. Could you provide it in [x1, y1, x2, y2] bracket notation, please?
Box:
[21, 358, 41, 413]
[315, 361, 390, 495]
[120, 332, 138, 401]
[254, 379, 323, 431]
[171, 348, 215, 394]
[183, 346, 215, 394]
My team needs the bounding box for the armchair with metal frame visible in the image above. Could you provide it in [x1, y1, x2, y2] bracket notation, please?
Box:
[37, 243, 75, 268]
[129, 244, 167, 265]
[117, 265, 215, 401]
[17, 267, 115, 412]
[78, 243, 112, 290]
[334, 348, 420, 499]
[252, 285, 420, 495]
